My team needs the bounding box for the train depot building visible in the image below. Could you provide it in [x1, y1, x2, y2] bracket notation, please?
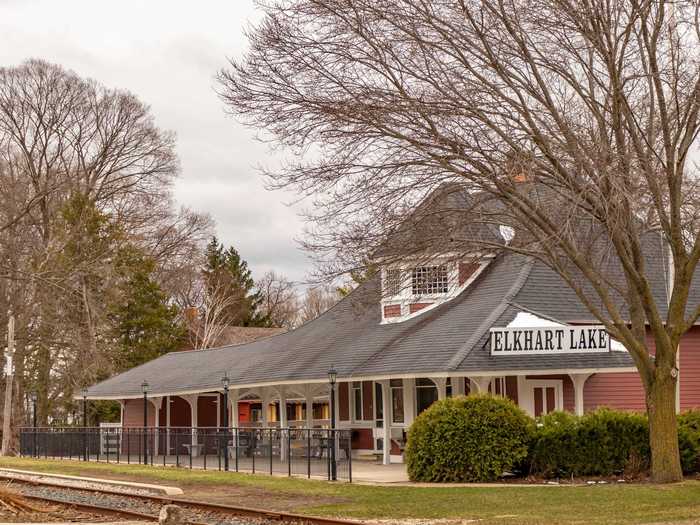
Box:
[82, 237, 700, 466]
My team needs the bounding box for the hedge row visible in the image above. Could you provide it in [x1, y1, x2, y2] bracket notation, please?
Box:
[405, 395, 700, 482]
[530, 409, 700, 477]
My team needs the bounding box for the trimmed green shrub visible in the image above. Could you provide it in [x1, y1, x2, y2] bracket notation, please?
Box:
[405, 394, 534, 482]
[527, 411, 579, 478]
[529, 408, 649, 477]
[678, 410, 700, 474]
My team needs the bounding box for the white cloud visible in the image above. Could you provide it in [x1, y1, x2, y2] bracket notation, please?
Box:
[0, 0, 309, 282]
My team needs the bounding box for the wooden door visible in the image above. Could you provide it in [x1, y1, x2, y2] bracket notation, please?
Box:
[533, 386, 557, 417]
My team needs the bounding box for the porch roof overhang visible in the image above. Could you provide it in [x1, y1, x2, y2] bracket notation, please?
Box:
[77, 363, 638, 401]
[81, 253, 645, 402]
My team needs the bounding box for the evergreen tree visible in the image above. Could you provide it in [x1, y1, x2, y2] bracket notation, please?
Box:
[109, 246, 186, 370]
[202, 237, 268, 327]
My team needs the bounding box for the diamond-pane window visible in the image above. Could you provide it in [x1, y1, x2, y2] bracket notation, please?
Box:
[411, 265, 449, 295]
[384, 268, 403, 297]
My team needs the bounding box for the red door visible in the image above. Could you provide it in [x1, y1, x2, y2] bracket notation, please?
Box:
[533, 386, 557, 417]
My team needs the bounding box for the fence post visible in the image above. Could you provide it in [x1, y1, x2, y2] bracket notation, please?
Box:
[307, 429, 311, 479]
[287, 429, 291, 477]
[347, 431, 352, 483]
[327, 430, 331, 481]
[269, 428, 273, 475]
[235, 428, 239, 472]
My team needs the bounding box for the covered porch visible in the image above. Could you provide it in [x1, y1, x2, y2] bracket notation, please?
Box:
[97, 370, 602, 466]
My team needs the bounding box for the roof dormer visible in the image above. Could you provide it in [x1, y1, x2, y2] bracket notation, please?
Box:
[380, 256, 492, 323]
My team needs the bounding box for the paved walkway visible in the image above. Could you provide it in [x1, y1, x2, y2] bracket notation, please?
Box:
[27, 454, 411, 483]
[351, 461, 409, 483]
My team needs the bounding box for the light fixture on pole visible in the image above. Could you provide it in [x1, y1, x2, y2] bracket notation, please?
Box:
[81, 388, 88, 461]
[30, 393, 37, 458]
[221, 372, 230, 471]
[327, 366, 337, 481]
[141, 381, 149, 465]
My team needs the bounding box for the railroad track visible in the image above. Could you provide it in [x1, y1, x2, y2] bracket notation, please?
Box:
[4, 476, 364, 525]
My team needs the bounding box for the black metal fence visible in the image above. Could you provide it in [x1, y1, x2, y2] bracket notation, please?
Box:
[19, 426, 352, 482]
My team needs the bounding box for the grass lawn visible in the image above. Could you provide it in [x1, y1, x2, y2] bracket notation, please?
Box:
[1, 457, 699, 524]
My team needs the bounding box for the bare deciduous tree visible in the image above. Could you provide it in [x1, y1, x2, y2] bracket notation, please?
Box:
[298, 285, 341, 325]
[187, 281, 244, 350]
[0, 60, 204, 433]
[220, 0, 700, 481]
[256, 271, 299, 329]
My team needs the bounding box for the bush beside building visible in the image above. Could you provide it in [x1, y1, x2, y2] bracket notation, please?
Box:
[405, 396, 700, 482]
[405, 395, 534, 482]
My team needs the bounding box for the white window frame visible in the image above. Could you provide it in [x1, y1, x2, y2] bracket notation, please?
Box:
[390, 379, 405, 424]
[380, 255, 493, 324]
[491, 376, 507, 397]
[526, 379, 564, 417]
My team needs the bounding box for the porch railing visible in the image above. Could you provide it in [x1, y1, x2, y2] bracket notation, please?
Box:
[19, 426, 352, 482]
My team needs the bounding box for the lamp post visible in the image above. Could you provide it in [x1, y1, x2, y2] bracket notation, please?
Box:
[30, 393, 37, 457]
[221, 372, 230, 471]
[327, 366, 337, 481]
[81, 388, 88, 461]
[141, 381, 149, 465]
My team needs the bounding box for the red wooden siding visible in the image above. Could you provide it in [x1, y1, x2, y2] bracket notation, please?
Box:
[409, 302, 431, 314]
[458, 262, 479, 285]
[197, 396, 218, 427]
[584, 372, 646, 412]
[351, 428, 373, 450]
[362, 381, 374, 421]
[238, 402, 251, 423]
[505, 376, 519, 404]
[680, 327, 700, 410]
[383, 304, 401, 317]
[169, 396, 192, 427]
[339, 382, 350, 421]
[158, 401, 167, 428]
[122, 399, 155, 427]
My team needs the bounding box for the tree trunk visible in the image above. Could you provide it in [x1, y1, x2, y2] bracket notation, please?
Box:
[646, 372, 683, 483]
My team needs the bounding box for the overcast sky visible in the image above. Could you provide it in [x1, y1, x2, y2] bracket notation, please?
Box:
[0, 0, 312, 283]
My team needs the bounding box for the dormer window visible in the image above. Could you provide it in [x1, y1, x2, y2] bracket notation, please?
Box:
[411, 265, 449, 295]
[384, 268, 403, 297]
[381, 256, 492, 323]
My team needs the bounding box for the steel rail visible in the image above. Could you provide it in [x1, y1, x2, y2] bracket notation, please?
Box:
[20, 492, 161, 522]
[4, 475, 363, 525]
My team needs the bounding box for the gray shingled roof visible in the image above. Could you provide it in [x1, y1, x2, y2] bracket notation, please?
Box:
[85, 252, 659, 400]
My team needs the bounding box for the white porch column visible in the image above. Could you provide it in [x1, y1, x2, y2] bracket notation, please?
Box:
[165, 396, 171, 455]
[305, 385, 314, 428]
[150, 397, 163, 456]
[230, 389, 239, 427]
[379, 380, 391, 465]
[278, 387, 288, 461]
[452, 376, 465, 396]
[403, 378, 416, 426]
[470, 376, 492, 394]
[260, 388, 270, 427]
[183, 394, 199, 446]
[569, 373, 592, 416]
[432, 377, 447, 400]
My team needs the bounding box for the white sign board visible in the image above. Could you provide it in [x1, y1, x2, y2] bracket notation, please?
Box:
[490, 325, 610, 355]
